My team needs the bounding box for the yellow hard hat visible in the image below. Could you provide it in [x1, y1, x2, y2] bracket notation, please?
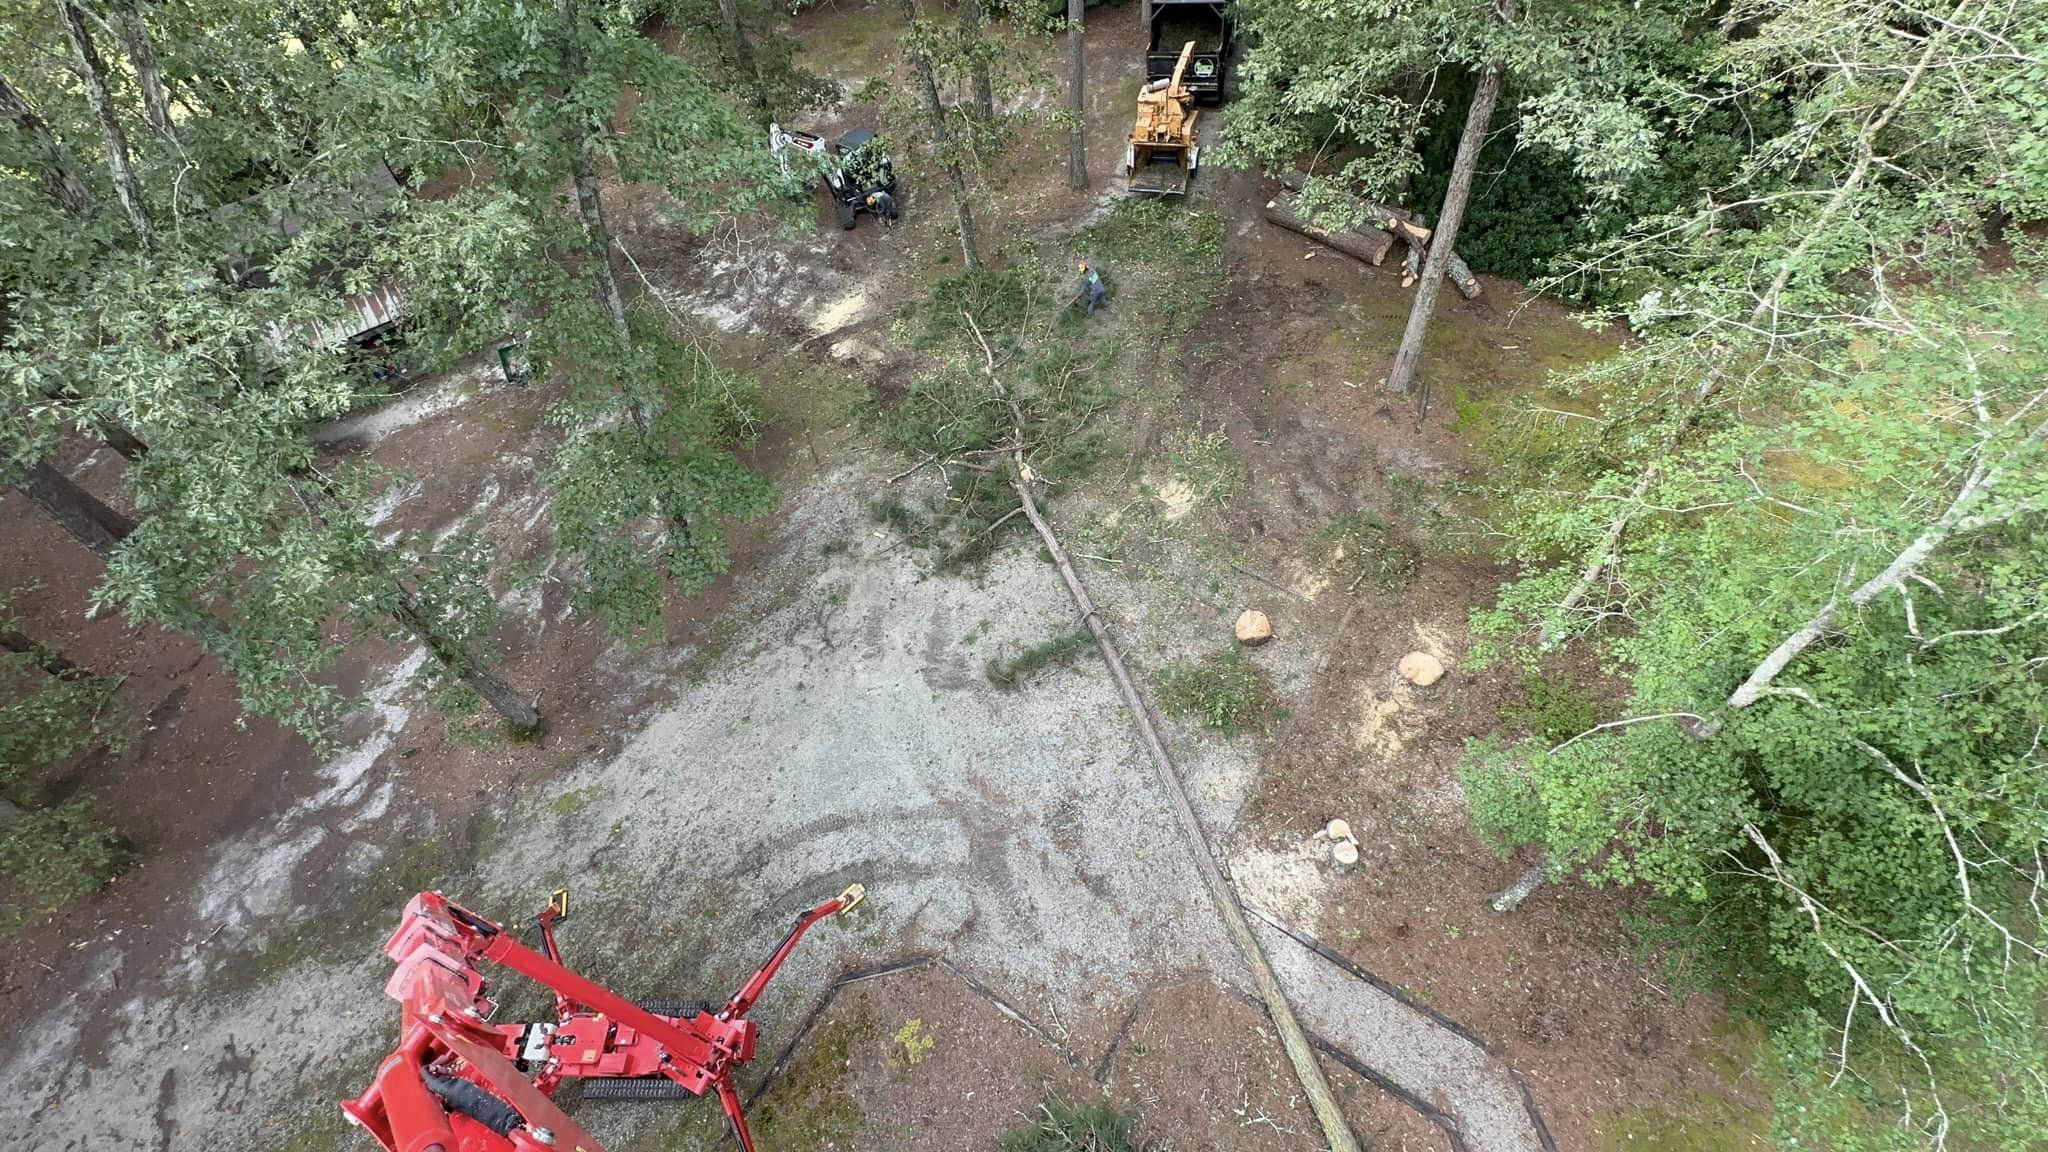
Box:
[1078, 262, 1089, 272]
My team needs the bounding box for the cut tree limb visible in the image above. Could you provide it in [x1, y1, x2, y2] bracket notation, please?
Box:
[1725, 410, 2048, 710]
[1379, 212, 1480, 300]
[1540, 359, 1735, 648]
[1011, 474, 1363, 1152]
[962, 314, 1362, 1152]
[1263, 194, 1392, 265]
[1744, 0, 1964, 335]
[1489, 858, 1548, 914]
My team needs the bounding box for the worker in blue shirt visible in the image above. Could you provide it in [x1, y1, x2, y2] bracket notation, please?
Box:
[1078, 262, 1107, 316]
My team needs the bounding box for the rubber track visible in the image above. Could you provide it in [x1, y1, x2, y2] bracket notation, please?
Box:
[579, 1077, 698, 1102]
[576, 1000, 709, 1104]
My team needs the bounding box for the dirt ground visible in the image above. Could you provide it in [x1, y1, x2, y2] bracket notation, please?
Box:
[0, 5, 1771, 1152]
[727, 964, 1454, 1152]
[1157, 208, 1774, 1151]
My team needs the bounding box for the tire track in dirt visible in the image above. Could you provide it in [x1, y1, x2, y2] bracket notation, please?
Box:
[1250, 913, 1554, 1152]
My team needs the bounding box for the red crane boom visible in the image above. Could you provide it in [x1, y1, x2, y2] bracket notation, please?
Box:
[340, 884, 865, 1152]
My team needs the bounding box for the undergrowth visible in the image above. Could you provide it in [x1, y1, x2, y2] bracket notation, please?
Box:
[1165, 425, 1240, 509]
[0, 798, 134, 918]
[1156, 650, 1275, 732]
[985, 628, 1096, 689]
[999, 1096, 1153, 1152]
[1320, 512, 1421, 591]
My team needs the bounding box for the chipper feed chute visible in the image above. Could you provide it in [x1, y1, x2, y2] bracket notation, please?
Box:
[339, 884, 865, 1152]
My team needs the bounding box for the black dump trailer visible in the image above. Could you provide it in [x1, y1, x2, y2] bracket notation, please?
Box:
[1143, 0, 1232, 105]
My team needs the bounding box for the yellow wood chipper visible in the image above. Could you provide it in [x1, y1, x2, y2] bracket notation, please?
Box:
[1123, 41, 1201, 198]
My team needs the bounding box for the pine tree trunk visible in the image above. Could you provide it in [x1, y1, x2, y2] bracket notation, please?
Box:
[909, 23, 981, 269]
[558, 0, 633, 352]
[390, 584, 541, 734]
[1, 630, 86, 679]
[113, 0, 175, 141]
[570, 154, 631, 348]
[1066, 0, 1088, 190]
[1386, 64, 1501, 397]
[18, 459, 134, 561]
[962, 0, 995, 119]
[0, 71, 91, 214]
[56, 0, 153, 247]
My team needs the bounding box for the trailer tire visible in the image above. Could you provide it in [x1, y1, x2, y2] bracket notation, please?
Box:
[836, 200, 858, 230]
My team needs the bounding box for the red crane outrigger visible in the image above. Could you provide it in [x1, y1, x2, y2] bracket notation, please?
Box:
[340, 884, 865, 1152]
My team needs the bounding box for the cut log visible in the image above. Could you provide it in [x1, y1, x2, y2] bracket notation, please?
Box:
[1378, 210, 1481, 301]
[1279, 172, 1480, 300]
[1262, 195, 1393, 265]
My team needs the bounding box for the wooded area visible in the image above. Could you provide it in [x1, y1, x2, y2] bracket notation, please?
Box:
[2, 0, 2044, 1147]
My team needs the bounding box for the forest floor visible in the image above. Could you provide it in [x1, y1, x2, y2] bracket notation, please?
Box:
[0, 4, 1772, 1152]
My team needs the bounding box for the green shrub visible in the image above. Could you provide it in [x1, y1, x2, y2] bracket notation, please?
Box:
[998, 1097, 1151, 1152]
[1500, 669, 1602, 747]
[1157, 650, 1274, 732]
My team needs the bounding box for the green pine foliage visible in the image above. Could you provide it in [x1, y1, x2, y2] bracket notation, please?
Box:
[1157, 650, 1274, 733]
[874, 261, 1115, 566]
[985, 627, 1096, 689]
